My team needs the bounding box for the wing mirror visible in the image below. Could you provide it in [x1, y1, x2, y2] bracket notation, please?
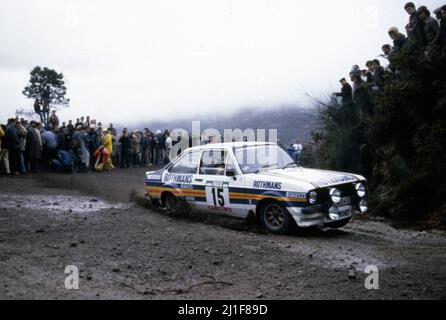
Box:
[226, 169, 237, 178]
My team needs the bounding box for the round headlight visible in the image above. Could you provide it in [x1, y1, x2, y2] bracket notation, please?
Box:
[328, 206, 340, 220]
[360, 199, 368, 213]
[330, 188, 342, 204]
[309, 191, 318, 204]
[356, 183, 366, 198]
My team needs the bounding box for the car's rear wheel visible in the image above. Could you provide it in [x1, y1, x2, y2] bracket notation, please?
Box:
[163, 193, 179, 214]
[162, 192, 189, 217]
[259, 202, 293, 235]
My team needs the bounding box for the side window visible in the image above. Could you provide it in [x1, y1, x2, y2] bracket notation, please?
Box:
[200, 150, 228, 176]
[169, 152, 201, 174]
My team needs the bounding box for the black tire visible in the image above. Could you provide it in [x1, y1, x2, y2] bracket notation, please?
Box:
[162, 193, 189, 217]
[259, 202, 294, 235]
[163, 193, 179, 214]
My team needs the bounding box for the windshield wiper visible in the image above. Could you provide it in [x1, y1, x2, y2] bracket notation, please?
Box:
[282, 162, 298, 170]
[255, 164, 276, 174]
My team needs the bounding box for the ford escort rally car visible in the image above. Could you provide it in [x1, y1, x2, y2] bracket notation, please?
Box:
[144, 142, 368, 234]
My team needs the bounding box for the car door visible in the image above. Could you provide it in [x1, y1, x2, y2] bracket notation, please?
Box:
[193, 148, 248, 218]
[161, 150, 202, 207]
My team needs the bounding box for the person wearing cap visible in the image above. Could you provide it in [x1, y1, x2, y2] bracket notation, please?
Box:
[417, 6, 440, 48]
[339, 78, 353, 104]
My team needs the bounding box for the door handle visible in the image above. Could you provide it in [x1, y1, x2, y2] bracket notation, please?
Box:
[195, 179, 204, 182]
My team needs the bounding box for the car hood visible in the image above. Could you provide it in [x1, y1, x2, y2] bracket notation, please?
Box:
[256, 168, 364, 189]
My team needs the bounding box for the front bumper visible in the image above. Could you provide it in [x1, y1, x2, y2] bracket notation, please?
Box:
[287, 204, 364, 228]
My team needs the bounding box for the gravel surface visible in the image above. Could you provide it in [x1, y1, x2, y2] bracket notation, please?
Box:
[0, 168, 445, 300]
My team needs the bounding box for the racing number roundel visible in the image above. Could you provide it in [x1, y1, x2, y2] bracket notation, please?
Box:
[205, 182, 230, 209]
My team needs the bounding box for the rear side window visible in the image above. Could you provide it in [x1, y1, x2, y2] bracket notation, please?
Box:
[199, 150, 228, 176]
[169, 152, 201, 174]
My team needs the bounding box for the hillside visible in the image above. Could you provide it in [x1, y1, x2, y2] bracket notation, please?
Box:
[131, 106, 320, 146]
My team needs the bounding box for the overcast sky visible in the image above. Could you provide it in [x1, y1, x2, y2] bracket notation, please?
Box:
[0, 0, 442, 125]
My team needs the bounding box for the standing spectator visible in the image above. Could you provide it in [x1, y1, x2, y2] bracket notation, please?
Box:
[5, 118, 24, 175]
[433, 6, 444, 21]
[293, 140, 303, 166]
[141, 130, 152, 167]
[0, 124, 9, 174]
[439, 6, 446, 48]
[131, 131, 142, 166]
[49, 110, 59, 129]
[119, 128, 132, 168]
[339, 78, 353, 104]
[73, 126, 90, 172]
[388, 27, 408, 50]
[88, 127, 102, 170]
[418, 6, 440, 48]
[86, 116, 91, 128]
[102, 128, 114, 155]
[16, 119, 28, 174]
[154, 130, 165, 166]
[405, 2, 426, 47]
[372, 59, 385, 88]
[363, 61, 374, 83]
[164, 131, 173, 163]
[108, 123, 116, 135]
[381, 44, 393, 60]
[67, 120, 74, 134]
[25, 121, 43, 173]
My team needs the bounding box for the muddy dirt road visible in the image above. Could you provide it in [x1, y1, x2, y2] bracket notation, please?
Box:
[0, 168, 445, 300]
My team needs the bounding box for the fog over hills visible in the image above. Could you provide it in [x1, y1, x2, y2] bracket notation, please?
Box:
[129, 106, 320, 145]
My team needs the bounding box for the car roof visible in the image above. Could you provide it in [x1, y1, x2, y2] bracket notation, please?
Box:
[187, 142, 275, 152]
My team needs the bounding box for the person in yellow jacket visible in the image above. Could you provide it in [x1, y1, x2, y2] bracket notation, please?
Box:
[102, 128, 113, 155]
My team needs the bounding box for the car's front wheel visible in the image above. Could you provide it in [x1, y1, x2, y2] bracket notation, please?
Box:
[259, 202, 294, 235]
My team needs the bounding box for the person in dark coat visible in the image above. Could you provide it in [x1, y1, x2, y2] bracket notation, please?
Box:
[339, 78, 353, 104]
[25, 121, 43, 173]
[405, 2, 427, 47]
[119, 128, 132, 168]
[388, 27, 408, 50]
[438, 6, 446, 48]
[418, 6, 440, 48]
[5, 118, 24, 175]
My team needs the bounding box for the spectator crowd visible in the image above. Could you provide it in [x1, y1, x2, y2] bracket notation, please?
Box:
[338, 3, 446, 103]
[0, 112, 178, 175]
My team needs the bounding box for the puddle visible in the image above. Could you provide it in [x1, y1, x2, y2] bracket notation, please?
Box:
[0, 194, 129, 213]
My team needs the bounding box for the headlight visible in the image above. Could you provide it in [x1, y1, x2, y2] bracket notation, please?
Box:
[328, 206, 340, 220]
[356, 183, 366, 198]
[309, 191, 318, 204]
[329, 188, 342, 204]
[359, 199, 368, 213]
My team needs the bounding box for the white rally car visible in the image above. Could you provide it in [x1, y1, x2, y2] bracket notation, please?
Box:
[144, 142, 368, 234]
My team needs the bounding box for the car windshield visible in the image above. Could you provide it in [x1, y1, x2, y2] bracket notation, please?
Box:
[234, 145, 295, 174]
